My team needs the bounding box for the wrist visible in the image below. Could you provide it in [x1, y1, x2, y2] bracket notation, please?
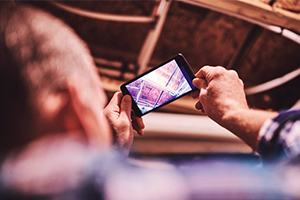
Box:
[220, 108, 278, 151]
[220, 108, 249, 130]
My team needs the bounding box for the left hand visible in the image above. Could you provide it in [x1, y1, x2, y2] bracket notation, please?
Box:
[191, 66, 248, 126]
[103, 92, 144, 153]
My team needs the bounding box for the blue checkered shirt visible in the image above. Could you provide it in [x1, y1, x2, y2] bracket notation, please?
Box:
[258, 109, 300, 162]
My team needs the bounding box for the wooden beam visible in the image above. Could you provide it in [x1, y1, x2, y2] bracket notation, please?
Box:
[183, 0, 300, 33]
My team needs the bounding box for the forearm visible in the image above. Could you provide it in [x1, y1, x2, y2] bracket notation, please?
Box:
[221, 109, 278, 151]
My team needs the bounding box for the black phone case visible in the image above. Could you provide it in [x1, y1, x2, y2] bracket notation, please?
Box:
[121, 53, 196, 117]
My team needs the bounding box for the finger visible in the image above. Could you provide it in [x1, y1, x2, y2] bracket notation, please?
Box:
[131, 111, 144, 129]
[107, 92, 122, 108]
[104, 92, 123, 119]
[195, 101, 203, 110]
[192, 78, 201, 89]
[132, 113, 145, 136]
[120, 94, 132, 120]
[191, 89, 200, 99]
[193, 78, 207, 89]
[133, 123, 144, 135]
[195, 65, 210, 78]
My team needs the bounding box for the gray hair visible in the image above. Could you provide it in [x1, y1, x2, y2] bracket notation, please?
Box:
[0, 3, 97, 152]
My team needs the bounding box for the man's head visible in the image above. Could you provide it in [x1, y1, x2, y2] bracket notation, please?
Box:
[0, 3, 112, 152]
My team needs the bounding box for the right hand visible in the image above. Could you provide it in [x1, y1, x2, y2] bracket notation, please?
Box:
[103, 92, 144, 154]
[192, 66, 249, 126]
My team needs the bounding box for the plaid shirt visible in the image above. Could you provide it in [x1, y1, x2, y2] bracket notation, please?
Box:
[258, 109, 300, 162]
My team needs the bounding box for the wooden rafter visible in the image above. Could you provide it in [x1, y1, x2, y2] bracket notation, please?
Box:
[187, 0, 300, 33]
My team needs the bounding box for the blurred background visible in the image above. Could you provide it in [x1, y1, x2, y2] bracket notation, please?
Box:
[28, 0, 300, 156]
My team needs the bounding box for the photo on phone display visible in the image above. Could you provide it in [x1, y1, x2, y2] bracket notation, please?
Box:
[121, 54, 196, 117]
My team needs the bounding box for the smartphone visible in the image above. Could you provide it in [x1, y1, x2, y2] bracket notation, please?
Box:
[121, 54, 196, 117]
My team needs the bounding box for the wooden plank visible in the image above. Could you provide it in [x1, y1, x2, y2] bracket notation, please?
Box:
[130, 138, 252, 154]
[186, 0, 300, 33]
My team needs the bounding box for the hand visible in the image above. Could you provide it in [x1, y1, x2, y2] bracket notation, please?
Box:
[192, 66, 249, 126]
[103, 92, 144, 153]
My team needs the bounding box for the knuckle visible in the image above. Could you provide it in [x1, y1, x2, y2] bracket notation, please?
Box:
[228, 69, 238, 75]
[228, 70, 243, 82]
[239, 79, 245, 87]
[213, 66, 226, 75]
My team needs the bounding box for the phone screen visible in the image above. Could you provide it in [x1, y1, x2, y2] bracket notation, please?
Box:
[121, 54, 196, 116]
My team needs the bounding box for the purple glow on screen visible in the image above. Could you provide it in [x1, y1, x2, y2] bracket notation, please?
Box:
[126, 60, 192, 114]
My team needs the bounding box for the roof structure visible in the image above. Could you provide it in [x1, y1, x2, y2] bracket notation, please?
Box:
[26, 1, 300, 113]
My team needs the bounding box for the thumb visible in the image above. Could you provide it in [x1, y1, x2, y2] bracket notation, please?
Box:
[103, 92, 122, 119]
[120, 95, 132, 119]
[193, 78, 207, 89]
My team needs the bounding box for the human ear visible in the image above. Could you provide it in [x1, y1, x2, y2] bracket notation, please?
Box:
[39, 91, 69, 121]
[37, 90, 82, 135]
[66, 79, 112, 150]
